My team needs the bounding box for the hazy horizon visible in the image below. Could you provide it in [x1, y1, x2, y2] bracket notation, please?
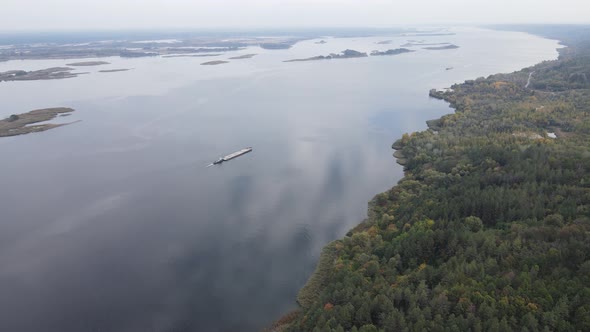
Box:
[2, 0, 589, 31]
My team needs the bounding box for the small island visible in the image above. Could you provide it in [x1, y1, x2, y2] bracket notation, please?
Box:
[0, 67, 79, 81]
[315, 40, 328, 44]
[201, 60, 229, 66]
[65, 61, 110, 66]
[162, 54, 222, 58]
[0, 107, 76, 137]
[401, 42, 451, 47]
[229, 54, 257, 60]
[370, 48, 414, 56]
[376, 40, 393, 45]
[260, 43, 292, 50]
[285, 49, 368, 62]
[423, 44, 460, 50]
[98, 69, 131, 73]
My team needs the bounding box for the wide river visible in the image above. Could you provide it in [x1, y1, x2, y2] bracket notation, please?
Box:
[0, 27, 559, 331]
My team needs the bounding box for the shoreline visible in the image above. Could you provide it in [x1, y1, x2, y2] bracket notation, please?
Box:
[270, 29, 568, 331]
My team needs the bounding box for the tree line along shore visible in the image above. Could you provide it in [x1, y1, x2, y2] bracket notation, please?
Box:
[271, 28, 590, 332]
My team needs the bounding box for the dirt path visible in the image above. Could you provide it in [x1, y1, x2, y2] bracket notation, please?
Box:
[525, 70, 535, 88]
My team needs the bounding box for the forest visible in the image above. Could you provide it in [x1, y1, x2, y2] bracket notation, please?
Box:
[274, 28, 590, 332]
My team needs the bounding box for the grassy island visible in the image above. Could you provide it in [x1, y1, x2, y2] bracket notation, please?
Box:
[260, 43, 293, 50]
[370, 48, 414, 56]
[424, 44, 460, 50]
[285, 49, 368, 62]
[201, 60, 230, 66]
[0, 108, 76, 137]
[98, 69, 131, 73]
[229, 54, 257, 60]
[65, 61, 110, 66]
[275, 28, 590, 332]
[0, 67, 78, 81]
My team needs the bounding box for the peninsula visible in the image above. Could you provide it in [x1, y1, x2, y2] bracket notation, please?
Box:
[0, 107, 76, 137]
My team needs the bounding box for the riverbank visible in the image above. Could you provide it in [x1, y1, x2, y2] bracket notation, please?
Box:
[274, 28, 590, 331]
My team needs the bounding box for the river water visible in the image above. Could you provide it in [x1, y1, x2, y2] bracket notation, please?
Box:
[0, 27, 559, 331]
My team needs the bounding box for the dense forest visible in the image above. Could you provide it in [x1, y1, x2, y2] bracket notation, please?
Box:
[273, 28, 590, 331]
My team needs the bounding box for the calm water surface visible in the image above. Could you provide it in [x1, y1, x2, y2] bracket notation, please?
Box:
[0, 28, 559, 331]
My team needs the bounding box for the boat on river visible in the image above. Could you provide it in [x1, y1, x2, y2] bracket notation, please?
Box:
[212, 147, 253, 165]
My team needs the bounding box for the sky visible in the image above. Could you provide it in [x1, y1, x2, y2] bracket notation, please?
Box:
[1, 0, 589, 31]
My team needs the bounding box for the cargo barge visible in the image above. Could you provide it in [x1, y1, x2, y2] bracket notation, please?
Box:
[213, 147, 253, 165]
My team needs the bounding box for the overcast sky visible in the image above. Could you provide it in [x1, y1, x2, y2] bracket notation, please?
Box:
[2, 0, 589, 31]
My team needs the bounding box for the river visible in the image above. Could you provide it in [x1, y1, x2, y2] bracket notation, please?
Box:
[0, 27, 559, 331]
